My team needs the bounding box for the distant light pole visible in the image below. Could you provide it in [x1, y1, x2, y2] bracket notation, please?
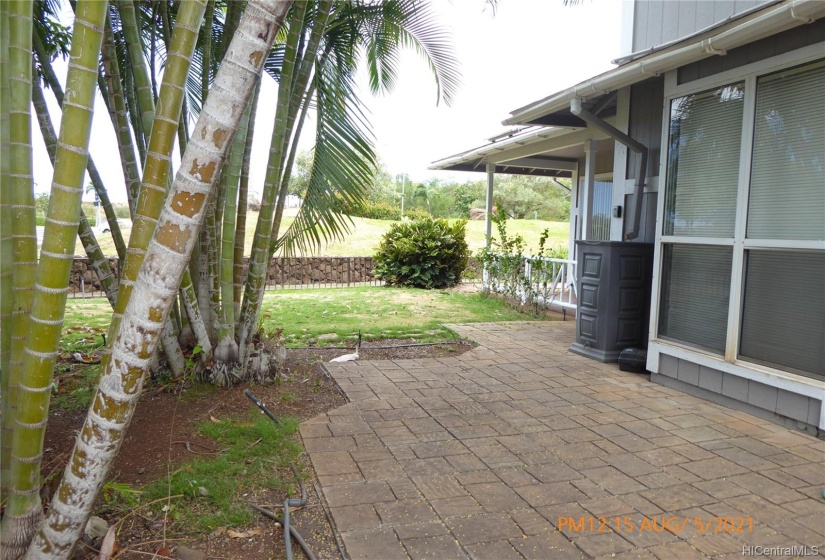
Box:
[397, 174, 406, 217]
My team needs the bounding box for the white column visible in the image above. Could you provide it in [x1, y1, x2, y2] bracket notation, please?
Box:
[582, 140, 598, 240]
[568, 164, 579, 261]
[485, 163, 495, 247]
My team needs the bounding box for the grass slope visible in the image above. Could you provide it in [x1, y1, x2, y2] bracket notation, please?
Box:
[75, 210, 568, 258]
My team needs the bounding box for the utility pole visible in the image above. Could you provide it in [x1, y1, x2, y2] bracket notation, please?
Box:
[398, 174, 405, 217]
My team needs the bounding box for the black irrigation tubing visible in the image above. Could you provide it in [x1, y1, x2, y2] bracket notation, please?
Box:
[288, 340, 465, 351]
[244, 390, 310, 560]
[250, 503, 317, 560]
[313, 481, 347, 560]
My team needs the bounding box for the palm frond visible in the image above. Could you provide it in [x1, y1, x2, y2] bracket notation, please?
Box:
[352, 0, 461, 106]
[277, 50, 376, 257]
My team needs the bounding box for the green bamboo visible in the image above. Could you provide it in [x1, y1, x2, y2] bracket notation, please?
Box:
[100, 16, 142, 217]
[5, 0, 36, 518]
[109, 0, 206, 370]
[2, 0, 109, 554]
[32, 32, 127, 261]
[238, 1, 312, 360]
[34, 3, 291, 555]
[32, 76, 120, 309]
[233, 82, 261, 316]
[123, 53, 147, 165]
[0, 0, 15, 501]
[114, 0, 155, 139]
[213, 93, 254, 381]
[238, 1, 332, 361]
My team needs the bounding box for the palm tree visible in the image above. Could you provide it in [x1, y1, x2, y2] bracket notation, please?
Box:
[1, 0, 458, 555]
[233, 0, 460, 378]
[1, 0, 110, 555]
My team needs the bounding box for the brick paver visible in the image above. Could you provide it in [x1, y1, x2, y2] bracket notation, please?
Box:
[300, 322, 825, 559]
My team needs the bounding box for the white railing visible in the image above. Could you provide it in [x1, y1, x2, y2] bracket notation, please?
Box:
[483, 254, 577, 311]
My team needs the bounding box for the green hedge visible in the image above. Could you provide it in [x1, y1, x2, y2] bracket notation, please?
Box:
[374, 217, 469, 289]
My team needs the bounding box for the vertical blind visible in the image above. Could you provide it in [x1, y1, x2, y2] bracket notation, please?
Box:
[740, 251, 825, 378]
[747, 61, 825, 241]
[664, 84, 744, 237]
[590, 180, 613, 241]
[658, 245, 732, 353]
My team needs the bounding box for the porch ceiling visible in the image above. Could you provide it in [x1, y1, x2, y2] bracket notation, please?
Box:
[431, 125, 614, 178]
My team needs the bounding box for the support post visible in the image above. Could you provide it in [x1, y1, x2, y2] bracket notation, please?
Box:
[485, 163, 495, 247]
[582, 140, 598, 241]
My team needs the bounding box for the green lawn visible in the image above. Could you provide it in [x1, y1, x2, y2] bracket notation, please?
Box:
[75, 210, 569, 258]
[63, 286, 548, 350]
[259, 286, 548, 346]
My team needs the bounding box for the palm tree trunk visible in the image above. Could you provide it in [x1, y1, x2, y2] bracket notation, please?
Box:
[111, 0, 206, 345]
[30, 3, 291, 556]
[0, 0, 15, 504]
[7, 0, 35, 469]
[238, 1, 332, 366]
[100, 16, 142, 218]
[31, 76, 120, 309]
[238, 1, 312, 364]
[1, 1, 109, 556]
[114, 0, 155, 139]
[213, 92, 254, 384]
[233, 82, 261, 317]
[31, 37, 127, 261]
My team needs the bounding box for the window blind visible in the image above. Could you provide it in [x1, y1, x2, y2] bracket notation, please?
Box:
[659, 244, 732, 352]
[747, 61, 825, 241]
[664, 84, 744, 238]
[740, 250, 825, 379]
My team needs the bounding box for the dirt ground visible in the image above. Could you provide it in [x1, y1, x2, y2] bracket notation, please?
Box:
[43, 340, 475, 560]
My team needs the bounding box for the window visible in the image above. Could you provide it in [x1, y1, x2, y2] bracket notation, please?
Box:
[664, 84, 744, 238]
[590, 179, 613, 241]
[747, 62, 825, 241]
[657, 58, 825, 381]
[740, 250, 825, 376]
[659, 245, 731, 352]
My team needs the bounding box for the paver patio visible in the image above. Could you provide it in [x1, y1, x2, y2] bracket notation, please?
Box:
[300, 321, 825, 559]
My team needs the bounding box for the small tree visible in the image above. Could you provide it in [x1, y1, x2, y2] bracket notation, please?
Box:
[374, 217, 469, 289]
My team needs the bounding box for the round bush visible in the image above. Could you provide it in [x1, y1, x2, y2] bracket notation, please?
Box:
[373, 217, 469, 289]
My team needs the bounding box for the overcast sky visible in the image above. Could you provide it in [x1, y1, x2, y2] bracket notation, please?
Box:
[33, 0, 623, 203]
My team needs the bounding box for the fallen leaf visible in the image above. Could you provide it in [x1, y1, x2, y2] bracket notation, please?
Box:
[155, 546, 171, 557]
[97, 526, 118, 560]
[227, 528, 262, 539]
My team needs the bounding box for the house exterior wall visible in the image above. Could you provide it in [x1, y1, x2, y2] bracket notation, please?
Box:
[645, 36, 825, 433]
[677, 17, 825, 84]
[631, 0, 772, 53]
[654, 355, 822, 435]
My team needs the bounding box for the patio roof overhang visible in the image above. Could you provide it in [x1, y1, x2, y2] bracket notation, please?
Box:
[432, 0, 825, 177]
[429, 123, 613, 176]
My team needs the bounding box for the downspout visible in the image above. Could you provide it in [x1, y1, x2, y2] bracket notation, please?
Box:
[570, 98, 648, 241]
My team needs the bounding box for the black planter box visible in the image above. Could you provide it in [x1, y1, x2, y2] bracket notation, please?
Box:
[570, 241, 654, 363]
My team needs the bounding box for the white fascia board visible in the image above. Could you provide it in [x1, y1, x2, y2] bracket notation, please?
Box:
[504, 0, 825, 126]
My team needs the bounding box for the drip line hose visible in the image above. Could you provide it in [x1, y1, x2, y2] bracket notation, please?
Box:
[250, 503, 317, 560]
[290, 340, 464, 351]
[245, 390, 311, 560]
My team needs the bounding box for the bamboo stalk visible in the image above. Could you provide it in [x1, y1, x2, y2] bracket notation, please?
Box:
[33, 3, 291, 555]
[3, 1, 110, 553]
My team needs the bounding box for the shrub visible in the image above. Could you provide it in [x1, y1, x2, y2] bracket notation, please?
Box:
[374, 217, 469, 289]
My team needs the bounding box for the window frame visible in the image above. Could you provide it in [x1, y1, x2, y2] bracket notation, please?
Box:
[648, 42, 825, 388]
